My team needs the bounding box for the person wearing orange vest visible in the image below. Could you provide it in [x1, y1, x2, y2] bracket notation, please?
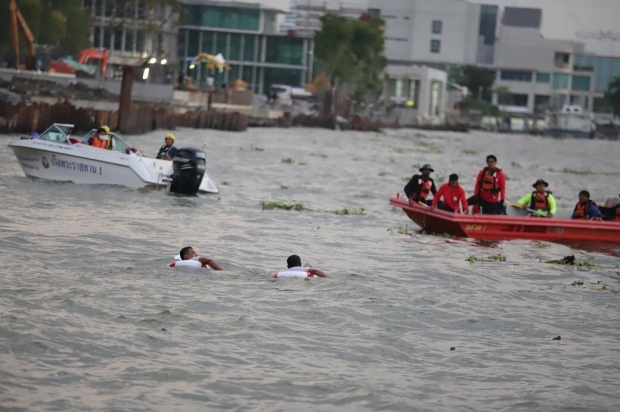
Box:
[471, 154, 506, 215]
[571, 190, 602, 220]
[516, 179, 557, 218]
[404, 164, 437, 206]
[87, 126, 113, 149]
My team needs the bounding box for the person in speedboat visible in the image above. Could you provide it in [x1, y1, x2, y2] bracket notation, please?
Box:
[156, 133, 178, 160]
[282, 254, 328, 277]
[87, 125, 115, 150]
[179, 246, 223, 270]
[571, 190, 602, 220]
[516, 179, 556, 218]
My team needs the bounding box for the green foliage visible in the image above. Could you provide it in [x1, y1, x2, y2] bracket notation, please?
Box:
[261, 202, 307, 211]
[452, 65, 495, 101]
[281, 157, 295, 164]
[398, 225, 410, 235]
[314, 14, 387, 106]
[466, 254, 507, 263]
[334, 208, 365, 215]
[461, 98, 501, 116]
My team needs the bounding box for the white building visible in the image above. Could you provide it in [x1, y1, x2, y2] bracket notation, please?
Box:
[368, 0, 615, 114]
[279, 0, 369, 37]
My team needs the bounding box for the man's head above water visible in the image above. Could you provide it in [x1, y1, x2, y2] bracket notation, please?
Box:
[180, 246, 198, 260]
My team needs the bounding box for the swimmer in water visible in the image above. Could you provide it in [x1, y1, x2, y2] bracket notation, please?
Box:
[284, 254, 328, 277]
[179, 246, 223, 270]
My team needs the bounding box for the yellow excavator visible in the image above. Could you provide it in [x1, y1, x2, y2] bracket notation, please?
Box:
[10, 0, 36, 70]
[194, 53, 231, 73]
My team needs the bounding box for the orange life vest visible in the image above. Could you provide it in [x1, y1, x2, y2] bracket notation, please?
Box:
[615, 204, 620, 222]
[573, 200, 597, 219]
[417, 178, 433, 201]
[530, 191, 551, 211]
[479, 167, 501, 193]
[91, 135, 106, 148]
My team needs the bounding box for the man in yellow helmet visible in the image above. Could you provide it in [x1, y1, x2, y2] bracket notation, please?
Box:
[156, 133, 178, 160]
[88, 125, 114, 150]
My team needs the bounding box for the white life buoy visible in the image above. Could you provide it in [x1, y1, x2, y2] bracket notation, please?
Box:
[169, 260, 209, 268]
[273, 270, 314, 278]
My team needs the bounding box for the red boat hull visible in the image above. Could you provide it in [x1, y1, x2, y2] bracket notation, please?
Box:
[389, 196, 620, 243]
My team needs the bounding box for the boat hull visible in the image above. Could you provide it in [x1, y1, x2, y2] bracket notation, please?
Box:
[389, 196, 620, 243]
[9, 139, 218, 193]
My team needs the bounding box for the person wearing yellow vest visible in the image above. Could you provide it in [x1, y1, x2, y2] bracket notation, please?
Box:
[156, 133, 178, 160]
[516, 179, 557, 217]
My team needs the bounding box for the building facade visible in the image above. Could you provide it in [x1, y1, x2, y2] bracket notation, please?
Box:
[279, 0, 368, 37]
[177, 0, 315, 94]
[368, 0, 619, 115]
[83, 0, 178, 68]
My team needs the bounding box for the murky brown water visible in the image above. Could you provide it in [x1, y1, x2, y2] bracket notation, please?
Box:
[1, 128, 619, 411]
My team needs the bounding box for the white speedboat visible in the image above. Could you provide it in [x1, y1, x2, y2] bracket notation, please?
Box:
[8, 123, 218, 194]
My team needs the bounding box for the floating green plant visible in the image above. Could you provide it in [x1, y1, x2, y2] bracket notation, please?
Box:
[461, 149, 477, 155]
[261, 202, 306, 211]
[310, 152, 328, 158]
[334, 208, 365, 215]
[281, 158, 295, 164]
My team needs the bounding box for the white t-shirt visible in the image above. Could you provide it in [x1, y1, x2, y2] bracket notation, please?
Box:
[285, 266, 310, 272]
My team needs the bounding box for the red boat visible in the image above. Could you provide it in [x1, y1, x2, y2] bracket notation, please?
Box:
[389, 194, 620, 243]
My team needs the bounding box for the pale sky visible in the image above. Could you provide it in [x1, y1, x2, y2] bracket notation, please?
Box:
[339, 0, 620, 56]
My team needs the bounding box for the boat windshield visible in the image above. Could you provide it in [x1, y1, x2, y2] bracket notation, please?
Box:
[38, 124, 74, 144]
[81, 130, 131, 153]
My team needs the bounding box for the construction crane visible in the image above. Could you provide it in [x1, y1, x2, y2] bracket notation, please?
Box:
[10, 0, 36, 70]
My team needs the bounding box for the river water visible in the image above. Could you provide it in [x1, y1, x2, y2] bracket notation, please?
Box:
[1, 128, 619, 411]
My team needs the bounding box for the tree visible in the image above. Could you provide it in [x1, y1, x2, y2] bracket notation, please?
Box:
[314, 13, 388, 115]
[604, 76, 620, 116]
[452, 65, 495, 101]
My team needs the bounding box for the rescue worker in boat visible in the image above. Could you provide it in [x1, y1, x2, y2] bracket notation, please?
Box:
[179, 246, 223, 270]
[156, 133, 178, 160]
[470, 154, 506, 215]
[284, 254, 328, 277]
[516, 179, 557, 218]
[571, 190, 602, 220]
[88, 126, 114, 150]
[598, 194, 620, 222]
[430, 173, 469, 213]
[404, 164, 437, 206]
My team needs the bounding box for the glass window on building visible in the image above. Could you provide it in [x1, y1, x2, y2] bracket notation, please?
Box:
[432, 20, 442, 34]
[536, 72, 550, 83]
[113, 29, 123, 51]
[574, 54, 620, 92]
[265, 36, 304, 65]
[501, 70, 533, 82]
[201, 31, 214, 54]
[105, 1, 114, 17]
[553, 72, 569, 89]
[137, 30, 146, 53]
[192, 5, 260, 31]
[93, 26, 102, 48]
[571, 75, 591, 91]
[188, 30, 199, 57]
[243, 34, 256, 61]
[264, 67, 303, 89]
[103, 28, 112, 49]
[124, 30, 134, 53]
[242, 66, 254, 88]
[478, 5, 498, 46]
[229, 65, 240, 82]
[395, 79, 404, 97]
[215, 33, 228, 59]
[430, 40, 441, 53]
[230, 33, 242, 61]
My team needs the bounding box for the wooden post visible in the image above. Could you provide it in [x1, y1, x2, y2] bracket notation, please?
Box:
[118, 66, 134, 134]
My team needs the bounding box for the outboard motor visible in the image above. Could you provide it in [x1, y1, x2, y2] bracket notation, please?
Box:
[169, 148, 206, 195]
